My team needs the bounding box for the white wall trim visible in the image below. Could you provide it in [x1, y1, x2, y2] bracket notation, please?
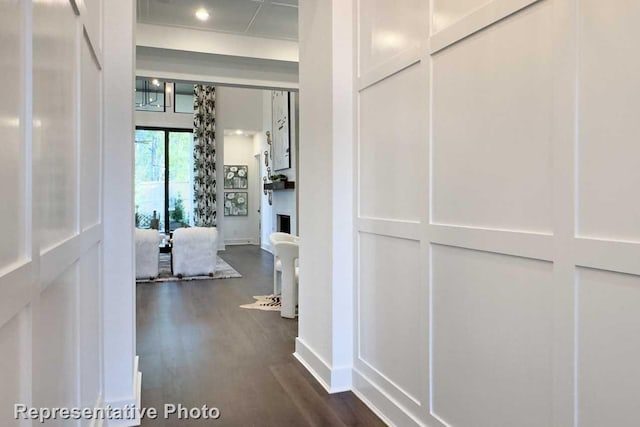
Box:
[224, 238, 260, 246]
[352, 369, 426, 427]
[294, 338, 351, 393]
[0, 262, 33, 327]
[88, 395, 105, 427]
[103, 356, 141, 426]
[358, 218, 421, 241]
[72, 0, 104, 69]
[357, 47, 422, 92]
[102, 0, 137, 407]
[429, 0, 541, 54]
[429, 224, 554, 262]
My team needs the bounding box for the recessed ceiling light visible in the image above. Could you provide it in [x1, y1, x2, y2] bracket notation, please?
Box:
[151, 78, 160, 86]
[195, 8, 210, 21]
[235, 130, 243, 135]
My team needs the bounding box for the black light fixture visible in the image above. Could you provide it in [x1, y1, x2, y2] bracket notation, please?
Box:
[135, 78, 164, 110]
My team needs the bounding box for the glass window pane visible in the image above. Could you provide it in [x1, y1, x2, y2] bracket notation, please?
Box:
[135, 129, 165, 230]
[135, 78, 165, 112]
[174, 83, 194, 114]
[168, 131, 194, 230]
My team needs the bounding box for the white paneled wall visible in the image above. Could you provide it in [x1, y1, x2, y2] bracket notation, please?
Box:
[0, 0, 105, 425]
[431, 2, 553, 233]
[0, 0, 24, 271]
[352, 0, 640, 426]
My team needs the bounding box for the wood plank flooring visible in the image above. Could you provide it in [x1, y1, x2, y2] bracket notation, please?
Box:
[137, 245, 385, 426]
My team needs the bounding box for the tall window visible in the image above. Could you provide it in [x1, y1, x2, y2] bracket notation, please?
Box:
[135, 128, 194, 233]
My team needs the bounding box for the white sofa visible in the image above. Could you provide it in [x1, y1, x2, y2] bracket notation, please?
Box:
[172, 227, 218, 277]
[135, 228, 161, 280]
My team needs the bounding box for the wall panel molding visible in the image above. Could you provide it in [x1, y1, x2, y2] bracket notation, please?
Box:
[0, 263, 34, 328]
[354, 0, 640, 426]
[357, 218, 421, 241]
[357, 47, 423, 92]
[0, 0, 105, 424]
[352, 369, 424, 427]
[574, 238, 640, 277]
[74, 0, 103, 68]
[355, 357, 422, 407]
[429, 224, 553, 261]
[430, 0, 542, 54]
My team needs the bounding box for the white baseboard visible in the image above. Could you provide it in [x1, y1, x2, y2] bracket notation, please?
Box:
[352, 368, 425, 427]
[104, 356, 142, 426]
[293, 337, 352, 394]
[261, 242, 272, 254]
[224, 238, 259, 245]
[89, 395, 105, 427]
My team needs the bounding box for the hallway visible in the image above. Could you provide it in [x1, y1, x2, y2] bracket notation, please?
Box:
[136, 246, 383, 426]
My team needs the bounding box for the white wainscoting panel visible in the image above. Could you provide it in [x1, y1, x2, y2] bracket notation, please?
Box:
[34, 2, 78, 251]
[33, 264, 79, 413]
[358, 232, 423, 404]
[81, 35, 102, 230]
[432, 0, 489, 32]
[0, 0, 24, 270]
[0, 310, 27, 427]
[83, 0, 102, 50]
[357, 0, 427, 77]
[79, 243, 101, 409]
[431, 245, 553, 427]
[359, 63, 426, 222]
[0, 0, 106, 424]
[577, 1, 640, 242]
[353, 0, 640, 425]
[432, 0, 553, 233]
[577, 268, 640, 427]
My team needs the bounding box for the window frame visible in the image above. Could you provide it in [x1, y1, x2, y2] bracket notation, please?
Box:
[135, 126, 193, 234]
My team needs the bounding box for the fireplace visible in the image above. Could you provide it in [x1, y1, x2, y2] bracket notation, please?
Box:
[277, 214, 291, 234]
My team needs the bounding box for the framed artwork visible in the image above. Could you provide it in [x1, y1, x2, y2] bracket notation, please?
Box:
[224, 192, 248, 216]
[224, 165, 248, 189]
[271, 91, 291, 170]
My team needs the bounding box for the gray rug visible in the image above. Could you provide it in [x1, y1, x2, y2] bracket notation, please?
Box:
[136, 253, 242, 283]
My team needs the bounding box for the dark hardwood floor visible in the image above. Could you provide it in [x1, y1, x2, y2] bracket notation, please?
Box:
[136, 245, 385, 426]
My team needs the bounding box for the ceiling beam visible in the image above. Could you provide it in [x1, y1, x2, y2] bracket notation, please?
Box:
[137, 23, 299, 63]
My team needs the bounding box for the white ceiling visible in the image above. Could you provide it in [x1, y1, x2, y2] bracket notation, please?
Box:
[137, 0, 298, 41]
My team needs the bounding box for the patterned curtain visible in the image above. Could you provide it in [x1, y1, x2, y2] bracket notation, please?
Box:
[193, 85, 217, 227]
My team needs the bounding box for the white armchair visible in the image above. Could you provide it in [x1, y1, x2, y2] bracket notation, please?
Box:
[172, 227, 218, 277]
[270, 232, 299, 294]
[135, 228, 161, 280]
[270, 233, 299, 318]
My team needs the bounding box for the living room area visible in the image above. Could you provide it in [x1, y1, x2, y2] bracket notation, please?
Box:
[133, 78, 300, 302]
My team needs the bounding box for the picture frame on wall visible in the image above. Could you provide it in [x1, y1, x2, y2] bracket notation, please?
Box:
[224, 192, 248, 216]
[224, 165, 248, 189]
[271, 90, 291, 171]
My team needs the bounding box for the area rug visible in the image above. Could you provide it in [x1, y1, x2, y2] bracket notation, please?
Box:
[239, 295, 298, 317]
[136, 253, 242, 283]
[239, 294, 282, 311]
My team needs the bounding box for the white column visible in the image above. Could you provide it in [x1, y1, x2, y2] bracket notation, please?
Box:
[295, 0, 355, 393]
[102, 0, 140, 423]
